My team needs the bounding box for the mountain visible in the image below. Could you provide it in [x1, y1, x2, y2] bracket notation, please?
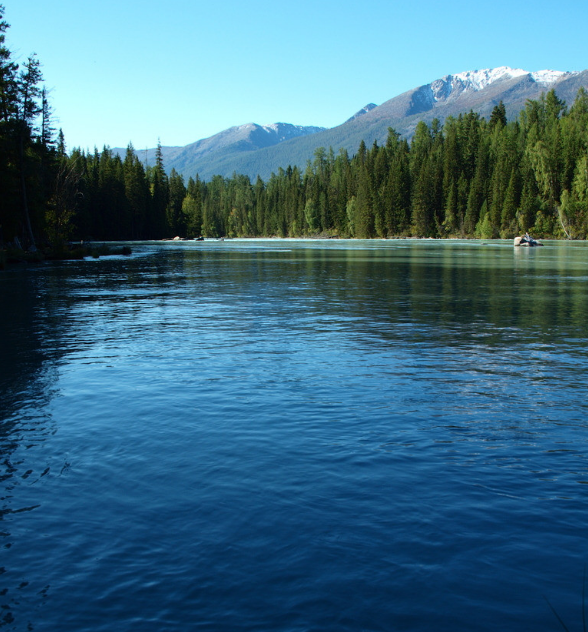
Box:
[117, 67, 588, 181]
[345, 103, 378, 123]
[114, 122, 325, 176]
[366, 67, 584, 129]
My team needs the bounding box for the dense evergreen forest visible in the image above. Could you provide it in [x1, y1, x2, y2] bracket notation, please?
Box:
[69, 89, 588, 241]
[2, 5, 588, 249]
[0, 5, 67, 251]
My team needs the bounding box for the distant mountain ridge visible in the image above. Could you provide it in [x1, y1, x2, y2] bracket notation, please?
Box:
[346, 103, 378, 123]
[122, 122, 325, 173]
[114, 66, 588, 181]
[430, 67, 575, 100]
[401, 67, 578, 117]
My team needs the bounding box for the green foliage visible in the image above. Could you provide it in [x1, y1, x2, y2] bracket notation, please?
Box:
[304, 198, 319, 233]
[489, 101, 507, 129]
[0, 6, 64, 250]
[45, 156, 83, 246]
[475, 201, 495, 239]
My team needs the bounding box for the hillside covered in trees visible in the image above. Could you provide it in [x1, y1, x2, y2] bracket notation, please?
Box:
[1, 3, 588, 247]
[60, 92, 588, 241]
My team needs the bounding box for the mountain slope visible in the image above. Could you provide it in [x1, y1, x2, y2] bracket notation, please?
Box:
[122, 67, 588, 181]
[113, 122, 324, 175]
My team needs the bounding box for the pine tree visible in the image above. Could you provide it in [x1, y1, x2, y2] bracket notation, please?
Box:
[518, 174, 538, 233]
[183, 175, 203, 238]
[463, 137, 489, 234]
[354, 162, 374, 238]
[40, 86, 55, 149]
[304, 198, 319, 233]
[148, 140, 169, 237]
[56, 128, 66, 156]
[388, 139, 411, 235]
[0, 5, 17, 124]
[123, 144, 149, 239]
[166, 168, 186, 236]
[442, 180, 458, 235]
[16, 55, 44, 248]
[500, 169, 519, 237]
[371, 143, 388, 236]
[0, 7, 19, 244]
[411, 156, 435, 236]
[489, 101, 507, 129]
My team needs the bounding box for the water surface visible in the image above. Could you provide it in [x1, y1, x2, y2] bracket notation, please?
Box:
[2, 239, 588, 631]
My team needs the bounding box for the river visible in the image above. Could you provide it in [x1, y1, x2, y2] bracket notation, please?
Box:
[2, 238, 588, 631]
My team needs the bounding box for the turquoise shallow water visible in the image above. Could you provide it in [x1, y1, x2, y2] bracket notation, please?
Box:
[2, 239, 588, 631]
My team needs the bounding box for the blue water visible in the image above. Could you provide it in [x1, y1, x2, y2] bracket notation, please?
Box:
[2, 239, 588, 631]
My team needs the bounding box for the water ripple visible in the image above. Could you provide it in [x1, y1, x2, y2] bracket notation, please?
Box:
[2, 240, 588, 631]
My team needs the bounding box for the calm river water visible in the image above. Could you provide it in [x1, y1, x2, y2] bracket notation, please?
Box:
[2, 239, 588, 631]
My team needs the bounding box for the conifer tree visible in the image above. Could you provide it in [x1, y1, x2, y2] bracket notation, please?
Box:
[40, 86, 55, 149]
[500, 170, 519, 236]
[124, 143, 149, 239]
[354, 161, 374, 238]
[183, 175, 203, 237]
[0, 5, 17, 124]
[489, 101, 507, 129]
[442, 181, 458, 235]
[149, 140, 169, 237]
[167, 168, 186, 236]
[518, 175, 538, 233]
[15, 54, 44, 248]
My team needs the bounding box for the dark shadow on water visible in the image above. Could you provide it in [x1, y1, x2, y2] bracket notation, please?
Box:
[0, 265, 73, 630]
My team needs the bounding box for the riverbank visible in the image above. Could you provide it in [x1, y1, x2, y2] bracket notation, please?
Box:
[0, 243, 132, 269]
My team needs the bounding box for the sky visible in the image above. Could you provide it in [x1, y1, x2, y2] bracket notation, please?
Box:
[6, 0, 588, 152]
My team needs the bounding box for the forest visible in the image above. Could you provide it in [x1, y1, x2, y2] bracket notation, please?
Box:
[2, 4, 588, 250]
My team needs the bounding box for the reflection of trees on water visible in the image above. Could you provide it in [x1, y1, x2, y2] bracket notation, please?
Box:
[168, 242, 588, 348]
[58, 241, 587, 360]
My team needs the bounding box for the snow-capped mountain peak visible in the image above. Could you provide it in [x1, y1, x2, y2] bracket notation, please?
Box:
[258, 122, 326, 142]
[529, 69, 574, 85]
[430, 67, 577, 102]
[233, 122, 325, 142]
[451, 67, 527, 89]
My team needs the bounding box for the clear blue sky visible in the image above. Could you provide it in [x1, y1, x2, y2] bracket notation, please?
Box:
[6, 0, 588, 151]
